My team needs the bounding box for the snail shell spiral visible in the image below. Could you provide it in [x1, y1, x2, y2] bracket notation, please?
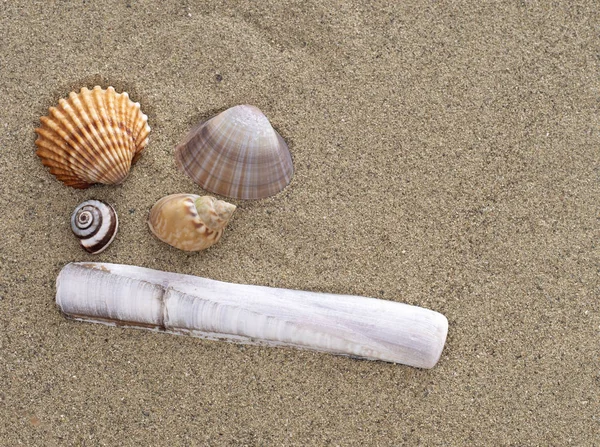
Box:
[70, 200, 119, 254]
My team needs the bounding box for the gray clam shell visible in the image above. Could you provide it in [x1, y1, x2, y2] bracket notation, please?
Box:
[175, 105, 294, 200]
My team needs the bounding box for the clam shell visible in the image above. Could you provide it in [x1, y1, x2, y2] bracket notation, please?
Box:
[56, 262, 449, 368]
[175, 105, 293, 200]
[148, 194, 236, 251]
[35, 86, 150, 188]
[70, 200, 118, 254]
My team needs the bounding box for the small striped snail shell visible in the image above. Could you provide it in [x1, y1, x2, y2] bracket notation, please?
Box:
[70, 200, 119, 254]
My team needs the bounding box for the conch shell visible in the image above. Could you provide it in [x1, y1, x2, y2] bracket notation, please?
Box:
[70, 200, 118, 254]
[175, 105, 293, 200]
[56, 262, 449, 368]
[148, 194, 236, 251]
[35, 86, 150, 188]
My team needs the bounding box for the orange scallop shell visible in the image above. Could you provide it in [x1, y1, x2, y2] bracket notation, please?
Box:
[35, 86, 150, 188]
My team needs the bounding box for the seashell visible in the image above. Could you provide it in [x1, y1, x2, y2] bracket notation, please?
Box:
[70, 200, 119, 254]
[56, 262, 449, 368]
[148, 194, 236, 251]
[35, 86, 150, 188]
[175, 105, 293, 200]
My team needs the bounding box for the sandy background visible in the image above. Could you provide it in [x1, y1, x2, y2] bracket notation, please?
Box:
[1, 1, 598, 445]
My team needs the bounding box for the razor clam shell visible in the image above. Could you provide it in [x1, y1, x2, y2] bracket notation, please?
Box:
[56, 262, 448, 368]
[175, 105, 294, 200]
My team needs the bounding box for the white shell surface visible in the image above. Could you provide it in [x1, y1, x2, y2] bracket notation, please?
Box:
[56, 262, 448, 368]
[58, 264, 163, 327]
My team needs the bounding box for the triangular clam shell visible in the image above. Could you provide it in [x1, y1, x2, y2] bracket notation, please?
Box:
[175, 105, 293, 200]
[35, 86, 150, 189]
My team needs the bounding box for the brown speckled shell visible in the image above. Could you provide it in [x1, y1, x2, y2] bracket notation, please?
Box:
[175, 105, 293, 200]
[35, 86, 150, 188]
[148, 194, 236, 251]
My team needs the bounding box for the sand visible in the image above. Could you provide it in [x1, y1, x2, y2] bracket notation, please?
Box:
[1, 1, 598, 445]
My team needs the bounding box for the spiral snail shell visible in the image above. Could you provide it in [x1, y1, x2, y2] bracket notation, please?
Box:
[71, 200, 119, 254]
[148, 194, 235, 251]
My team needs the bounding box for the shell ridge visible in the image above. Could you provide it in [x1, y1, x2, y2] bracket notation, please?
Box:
[41, 109, 97, 167]
[36, 115, 105, 182]
[103, 87, 125, 158]
[59, 93, 116, 183]
[105, 91, 133, 178]
[93, 88, 135, 184]
[115, 92, 133, 155]
[79, 88, 128, 184]
[130, 102, 148, 147]
[109, 88, 136, 176]
[92, 86, 124, 176]
[122, 94, 138, 157]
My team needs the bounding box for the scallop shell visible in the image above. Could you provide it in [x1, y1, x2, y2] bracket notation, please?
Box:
[148, 194, 236, 251]
[175, 105, 293, 200]
[56, 262, 449, 368]
[35, 86, 150, 188]
[71, 200, 118, 254]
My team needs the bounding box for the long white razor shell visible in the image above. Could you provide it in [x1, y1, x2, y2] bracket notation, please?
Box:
[56, 262, 449, 368]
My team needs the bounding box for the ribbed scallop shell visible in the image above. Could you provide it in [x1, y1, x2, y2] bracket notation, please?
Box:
[71, 200, 119, 254]
[35, 86, 150, 188]
[175, 105, 293, 200]
[148, 194, 236, 251]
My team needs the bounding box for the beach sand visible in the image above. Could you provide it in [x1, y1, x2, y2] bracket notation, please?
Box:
[1, 1, 598, 445]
